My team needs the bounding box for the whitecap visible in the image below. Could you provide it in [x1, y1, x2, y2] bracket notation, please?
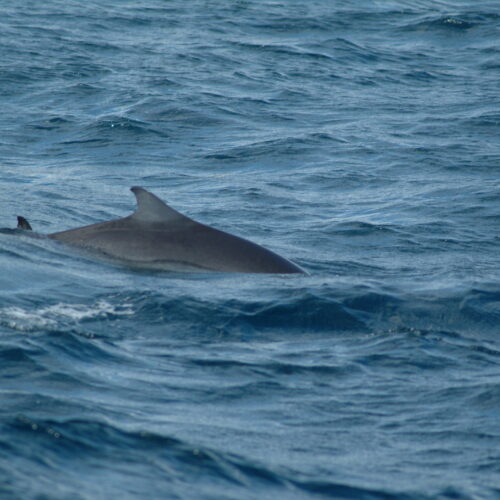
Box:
[0, 300, 134, 332]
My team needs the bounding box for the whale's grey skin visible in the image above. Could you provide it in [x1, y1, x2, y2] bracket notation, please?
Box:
[47, 187, 304, 274]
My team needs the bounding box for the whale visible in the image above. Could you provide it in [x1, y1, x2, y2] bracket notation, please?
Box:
[19, 187, 304, 274]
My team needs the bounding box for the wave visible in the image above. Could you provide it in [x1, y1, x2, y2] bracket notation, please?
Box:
[0, 300, 134, 334]
[2, 415, 426, 500]
[1, 282, 498, 342]
[401, 11, 500, 33]
[204, 133, 342, 161]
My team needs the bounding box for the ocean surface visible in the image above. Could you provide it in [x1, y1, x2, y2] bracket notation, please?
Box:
[0, 0, 499, 498]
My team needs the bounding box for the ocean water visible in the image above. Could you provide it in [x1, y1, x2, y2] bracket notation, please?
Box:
[0, 0, 499, 498]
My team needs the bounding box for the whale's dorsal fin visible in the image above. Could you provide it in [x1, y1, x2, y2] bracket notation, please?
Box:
[48, 186, 303, 273]
[130, 186, 190, 224]
[17, 216, 32, 231]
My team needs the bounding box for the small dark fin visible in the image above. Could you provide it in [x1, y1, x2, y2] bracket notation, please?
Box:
[17, 216, 32, 231]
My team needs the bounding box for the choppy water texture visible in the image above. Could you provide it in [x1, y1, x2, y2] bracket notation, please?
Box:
[1, 1, 499, 499]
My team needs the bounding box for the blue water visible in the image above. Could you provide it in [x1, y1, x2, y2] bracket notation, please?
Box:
[1, 0, 499, 498]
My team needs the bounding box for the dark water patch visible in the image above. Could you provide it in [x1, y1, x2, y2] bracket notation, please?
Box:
[3, 414, 446, 499]
[343, 291, 403, 315]
[354, 344, 459, 373]
[204, 133, 341, 162]
[8, 415, 102, 455]
[205, 380, 290, 403]
[60, 115, 169, 147]
[0, 391, 109, 422]
[458, 289, 500, 330]
[130, 98, 225, 128]
[464, 384, 500, 410]
[242, 13, 335, 35]
[89, 116, 168, 137]
[132, 290, 367, 339]
[43, 329, 124, 363]
[56, 59, 113, 80]
[332, 221, 399, 237]
[403, 70, 439, 82]
[289, 478, 415, 500]
[188, 357, 357, 380]
[0, 344, 46, 379]
[3, 416, 296, 498]
[401, 15, 478, 34]
[27, 115, 74, 131]
[464, 111, 500, 128]
[341, 287, 500, 340]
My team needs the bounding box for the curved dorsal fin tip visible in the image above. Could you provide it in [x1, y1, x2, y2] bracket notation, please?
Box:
[130, 186, 187, 224]
[17, 215, 32, 231]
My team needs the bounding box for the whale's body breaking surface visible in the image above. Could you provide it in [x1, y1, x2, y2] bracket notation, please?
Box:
[45, 187, 303, 274]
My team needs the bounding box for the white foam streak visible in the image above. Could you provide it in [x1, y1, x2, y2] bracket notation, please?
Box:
[0, 300, 134, 332]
